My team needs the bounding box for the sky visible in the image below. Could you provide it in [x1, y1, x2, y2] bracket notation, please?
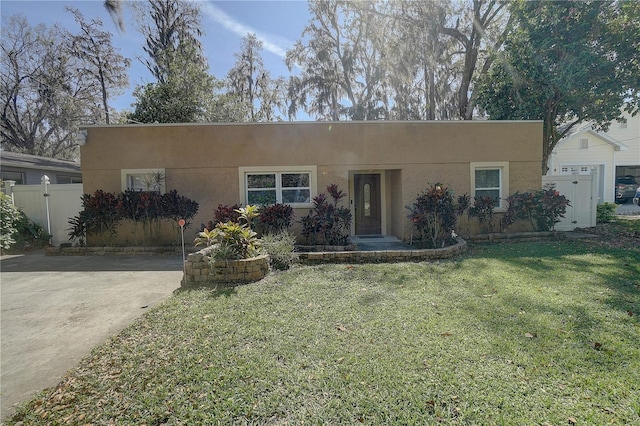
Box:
[0, 0, 311, 111]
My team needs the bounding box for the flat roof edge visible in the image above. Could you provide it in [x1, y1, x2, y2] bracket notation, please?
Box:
[81, 120, 543, 130]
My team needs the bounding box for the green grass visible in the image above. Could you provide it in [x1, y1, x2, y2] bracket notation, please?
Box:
[9, 241, 640, 425]
[612, 216, 640, 233]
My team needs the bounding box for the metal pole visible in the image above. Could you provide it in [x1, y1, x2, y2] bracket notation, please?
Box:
[41, 175, 52, 245]
[179, 219, 186, 283]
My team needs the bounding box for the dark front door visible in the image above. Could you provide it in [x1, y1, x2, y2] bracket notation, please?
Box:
[354, 174, 381, 235]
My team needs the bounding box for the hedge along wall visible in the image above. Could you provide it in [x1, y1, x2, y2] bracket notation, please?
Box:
[182, 246, 269, 288]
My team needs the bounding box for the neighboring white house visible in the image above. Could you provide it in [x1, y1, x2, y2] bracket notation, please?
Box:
[548, 111, 640, 203]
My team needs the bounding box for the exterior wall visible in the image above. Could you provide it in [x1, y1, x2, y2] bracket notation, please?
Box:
[0, 165, 82, 185]
[549, 133, 615, 202]
[607, 113, 640, 160]
[81, 121, 542, 244]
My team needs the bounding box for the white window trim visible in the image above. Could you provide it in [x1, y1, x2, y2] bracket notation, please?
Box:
[470, 162, 509, 212]
[239, 166, 317, 208]
[121, 168, 166, 193]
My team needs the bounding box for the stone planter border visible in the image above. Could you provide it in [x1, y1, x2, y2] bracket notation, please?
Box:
[467, 231, 567, 243]
[182, 246, 269, 288]
[298, 238, 467, 264]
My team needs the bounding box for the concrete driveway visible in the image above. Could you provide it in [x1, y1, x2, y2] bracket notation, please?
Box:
[616, 199, 640, 216]
[0, 251, 183, 421]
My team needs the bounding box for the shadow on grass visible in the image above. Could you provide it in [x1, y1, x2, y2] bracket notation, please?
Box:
[463, 241, 639, 350]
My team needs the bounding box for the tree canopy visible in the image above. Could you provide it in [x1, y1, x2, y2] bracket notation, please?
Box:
[475, 0, 640, 174]
[5, 0, 640, 164]
[1, 13, 129, 158]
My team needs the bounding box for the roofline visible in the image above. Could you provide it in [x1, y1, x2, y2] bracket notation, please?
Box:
[557, 128, 628, 151]
[0, 151, 81, 172]
[80, 120, 544, 130]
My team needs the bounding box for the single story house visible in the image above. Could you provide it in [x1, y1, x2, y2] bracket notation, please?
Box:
[0, 151, 82, 186]
[547, 111, 640, 203]
[80, 121, 542, 244]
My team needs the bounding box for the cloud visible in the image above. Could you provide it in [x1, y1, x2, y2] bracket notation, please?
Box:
[200, 2, 292, 58]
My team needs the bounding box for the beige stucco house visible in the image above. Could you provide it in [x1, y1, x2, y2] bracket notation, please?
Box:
[80, 121, 542, 244]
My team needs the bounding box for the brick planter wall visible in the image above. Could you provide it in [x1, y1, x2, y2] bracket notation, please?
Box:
[182, 247, 269, 288]
[467, 231, 567, 243]
[298, 238, 467, 264]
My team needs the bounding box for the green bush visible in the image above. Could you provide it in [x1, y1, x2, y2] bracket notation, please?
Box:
[469, 195, 497, 232]
[70, 189, 199, 246]
[204, 221, 261, 261]
[596, 202, 617, 224]
[261, 231, 299, 270]
[259, 203, 294, 234]
[406, 183, 464, 248]
[301, 184, 352, 246]
[499, 186, 571, 232]
[0, 193, 19, 250]
[1, 193, 50, 252]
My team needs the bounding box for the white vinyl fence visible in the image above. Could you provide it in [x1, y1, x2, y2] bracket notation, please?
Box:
[542, 174, 597, 231]
[8, 183, 83, 246]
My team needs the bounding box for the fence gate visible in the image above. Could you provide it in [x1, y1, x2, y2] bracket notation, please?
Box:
[9, 183, 83, 246]
[542, 174, 597, 231]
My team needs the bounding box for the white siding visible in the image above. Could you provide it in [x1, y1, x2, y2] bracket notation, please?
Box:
[549, 112, 640, 203]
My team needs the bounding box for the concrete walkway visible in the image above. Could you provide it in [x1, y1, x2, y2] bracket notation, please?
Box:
[350, 235, 414, 251]
[0, 251, 183, 421]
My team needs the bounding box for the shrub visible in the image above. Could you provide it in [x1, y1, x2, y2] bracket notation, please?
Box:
[198, 221, 261, 260]
[500, 191, 536, 232]
[70, 189, 198, 246]
[1, 193, 19, 250]
[261, 231, 299, 270]
[77, 190, 122, 246]
[214, 203, 241, 224]
[161, 190, 200, 225]
[235, 205, 260, 230]
[532, 185, 570, 231]
[301, 184, 352, 246]
[407, 183, 463, 248]
[499, 186, 570, 232]
[13, 211, 50, 249]
[67, 214, 87, 246]
[194, 228, 217, 247]
[469, 196, 497, 232]
[203, 204, 242, 231]
[456, 194, 471, 216]
[2, 194, 50, 251]
[259, 203, 294, 234]
[596, 202, 617, 224]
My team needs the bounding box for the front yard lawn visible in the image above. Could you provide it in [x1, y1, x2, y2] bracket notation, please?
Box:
[9, 241, 640, 425]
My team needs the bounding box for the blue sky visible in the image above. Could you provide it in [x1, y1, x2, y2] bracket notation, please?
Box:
[1, 0, 311, 111]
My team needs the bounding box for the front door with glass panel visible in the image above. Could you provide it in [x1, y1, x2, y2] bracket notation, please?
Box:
[354, 174, 381, 235]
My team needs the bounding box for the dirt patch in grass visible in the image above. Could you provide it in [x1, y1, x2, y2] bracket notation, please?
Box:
[575, 216, 640, 249]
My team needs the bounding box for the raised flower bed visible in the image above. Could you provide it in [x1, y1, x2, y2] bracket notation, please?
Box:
[182, 246, 269, 288]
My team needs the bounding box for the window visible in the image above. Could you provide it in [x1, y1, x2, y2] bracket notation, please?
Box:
[470, 162, 509, 211]
[579, 138, 588, 150]
[0, 171, 24, 185]
[56, 175, 82, 184]
[121, 169, 166, 193]
[240, 166, 316, 207]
